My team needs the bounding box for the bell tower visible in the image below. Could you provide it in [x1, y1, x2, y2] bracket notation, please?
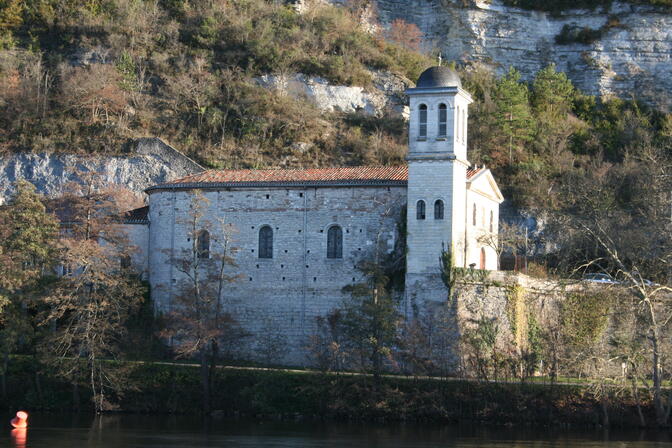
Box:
[405, 66, 473, 301]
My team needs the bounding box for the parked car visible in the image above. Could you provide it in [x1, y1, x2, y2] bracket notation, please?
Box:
[583, 273, 620, 284]
[628, 273, 659, 287]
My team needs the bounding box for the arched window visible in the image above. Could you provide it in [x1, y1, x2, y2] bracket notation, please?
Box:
[438, 103, 447, 137]
[434, 200, 444, 220]
[259, 226, 273, 259]
[489, 210, 494, 233]
[418, 104, 427, 138]
[327, 225, 343, 259]
[416, 200, 426, 220]
[480, 247, 486, 270]
[472, 203, 477, 226]
[197, 230, 210, 259]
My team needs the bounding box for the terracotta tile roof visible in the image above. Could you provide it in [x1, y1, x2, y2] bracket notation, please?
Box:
[466, 167, 484, 179]
[149, 166, 409, 191]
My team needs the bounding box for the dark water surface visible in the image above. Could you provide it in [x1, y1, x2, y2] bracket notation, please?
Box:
[1, 413, 671, 447]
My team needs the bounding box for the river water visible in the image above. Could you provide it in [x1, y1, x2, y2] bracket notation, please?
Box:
[1, 414, 671, 447]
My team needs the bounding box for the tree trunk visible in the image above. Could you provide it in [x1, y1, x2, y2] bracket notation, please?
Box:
[35, 370, 43, 405]
[200, 348, 210, 415]
[631, 378, 646, 428]
[648, 304, 667, 426]
[1, 352, 8, 398]
[73, 382, 80, 411]
[600, 386, 610, 428]
[208, 339, 219, 405]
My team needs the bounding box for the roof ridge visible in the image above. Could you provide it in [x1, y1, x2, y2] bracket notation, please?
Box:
[155, 165, 409, 189]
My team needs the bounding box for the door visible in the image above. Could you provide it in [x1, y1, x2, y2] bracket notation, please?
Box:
[480, 248, 486, 270]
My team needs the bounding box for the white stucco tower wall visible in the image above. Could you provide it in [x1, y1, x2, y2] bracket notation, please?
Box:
[405, 66, 473, 306]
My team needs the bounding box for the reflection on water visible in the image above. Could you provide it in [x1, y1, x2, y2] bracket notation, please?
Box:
[10, 428, 26, 448]
[1, 413, 671, 448]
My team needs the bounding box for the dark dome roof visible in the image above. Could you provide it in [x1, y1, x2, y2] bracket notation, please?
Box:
[416, 66, 461, 89]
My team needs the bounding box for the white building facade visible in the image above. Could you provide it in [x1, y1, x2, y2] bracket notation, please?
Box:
[126, 67, 504, 365]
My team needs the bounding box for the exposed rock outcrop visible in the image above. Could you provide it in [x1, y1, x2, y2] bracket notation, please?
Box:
[0, 138, 203, 204]
[255, 71, 411, 117]
[367, 0, 672, 109]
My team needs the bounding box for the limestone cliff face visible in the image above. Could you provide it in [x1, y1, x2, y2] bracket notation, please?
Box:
[371, 0, 672, 109]
[0, 138, 203, 204]
[255, 71, 411, 118]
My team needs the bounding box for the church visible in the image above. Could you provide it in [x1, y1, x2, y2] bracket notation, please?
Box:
[125, 66, 504, 364]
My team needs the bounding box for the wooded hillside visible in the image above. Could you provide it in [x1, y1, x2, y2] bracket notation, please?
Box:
[1, 0, 672, 222]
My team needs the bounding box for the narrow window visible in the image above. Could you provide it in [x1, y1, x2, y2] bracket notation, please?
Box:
[120, 255, 132, 269]
[417, 200, 426, 220]
[197, 230, 210, 259]
[259, 226, 273, 259]
[418, 104, 427, 138]
[472, 203, 477, 226]
[489, 210, 494, 233]
[462, 109, 467, 142]
[456, 106, 461, 141]
[327, 225, 343, 259]
[438, 104, 447, 137]
[434, 200, 444, 220]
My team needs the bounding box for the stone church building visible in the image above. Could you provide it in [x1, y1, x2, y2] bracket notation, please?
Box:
[126, 66, 504, 364]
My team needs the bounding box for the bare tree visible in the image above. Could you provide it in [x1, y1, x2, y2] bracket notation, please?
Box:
[39, 173, 145, 412]
[477, 221, 526, 270]
[554, 145, 672, 426]
[384, 19, 423, 52]
[160, 191, 246, 414]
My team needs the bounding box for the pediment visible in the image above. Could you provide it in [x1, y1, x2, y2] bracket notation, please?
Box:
[466, 169, 504, 203]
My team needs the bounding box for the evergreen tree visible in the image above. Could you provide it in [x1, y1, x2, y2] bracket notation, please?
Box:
[531, 64, 575, 119]
[493, 67, 536, 163]
[530, 64, 580, 169]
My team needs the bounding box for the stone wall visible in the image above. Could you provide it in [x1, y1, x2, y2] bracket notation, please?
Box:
[119, 223, 150, 279]
[403, 271, 573, 374]
[147, 184, 406, 366]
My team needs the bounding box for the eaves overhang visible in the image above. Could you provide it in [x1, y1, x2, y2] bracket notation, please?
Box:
[145, 179, 408, 194]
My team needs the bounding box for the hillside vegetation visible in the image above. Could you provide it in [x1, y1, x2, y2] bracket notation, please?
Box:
[0, 0, 428, 168]
[1, 1, 672, 215]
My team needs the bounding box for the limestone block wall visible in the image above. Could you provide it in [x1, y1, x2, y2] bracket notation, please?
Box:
[452, 273, 567, 373]
[405, 272, 567, 374]
[118, 223, 150, 279]
[148, 184, 406, 365]
[406, 160, 460, 276]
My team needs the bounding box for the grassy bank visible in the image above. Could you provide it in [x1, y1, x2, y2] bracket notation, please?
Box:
[2, 357, 657, 428]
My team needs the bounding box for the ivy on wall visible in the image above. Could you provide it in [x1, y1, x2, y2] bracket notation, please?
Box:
[505, 284, 529, 351]
[560, 291, 611, 348]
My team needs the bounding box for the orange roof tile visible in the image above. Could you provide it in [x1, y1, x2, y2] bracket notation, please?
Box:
[466, 167, 483, 179]
[149, 166, 409, 191]
[148, 165, 487, 192]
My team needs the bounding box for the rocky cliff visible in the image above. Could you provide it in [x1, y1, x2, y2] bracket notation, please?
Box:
[255, 70, 411, 118]
[0, 138, 203, 204]
[370, 0, 672, 109]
